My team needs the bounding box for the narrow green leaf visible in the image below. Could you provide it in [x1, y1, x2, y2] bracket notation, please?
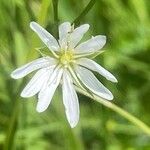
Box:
[72, 0, 96, 26]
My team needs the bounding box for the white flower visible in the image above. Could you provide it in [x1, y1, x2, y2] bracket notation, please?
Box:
[11, 22, 117, 128]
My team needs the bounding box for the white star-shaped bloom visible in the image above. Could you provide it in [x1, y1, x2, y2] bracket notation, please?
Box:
[11, 22, 117, 128]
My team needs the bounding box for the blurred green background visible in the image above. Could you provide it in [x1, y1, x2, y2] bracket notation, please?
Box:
[0, 0, 150, 149]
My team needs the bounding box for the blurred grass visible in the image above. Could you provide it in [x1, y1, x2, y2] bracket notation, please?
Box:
[0, 0, 150, 150]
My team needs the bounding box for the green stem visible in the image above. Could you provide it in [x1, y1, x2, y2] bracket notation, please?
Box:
[76, 86, 150, 136]
[3, 99, 19, 150]
[52, 0, 59, 38]
[72, 0, 96, 26]
[4, 79, 27, 150]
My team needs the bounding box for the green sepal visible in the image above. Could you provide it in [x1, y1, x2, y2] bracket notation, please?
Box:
[35, 47, 55, 58]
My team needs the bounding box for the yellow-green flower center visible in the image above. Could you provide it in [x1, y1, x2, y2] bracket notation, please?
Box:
[59, 51, 74, 66]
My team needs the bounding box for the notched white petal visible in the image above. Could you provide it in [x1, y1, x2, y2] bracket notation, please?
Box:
[36, 67, 63, 112]
[21, 68, 50, 98]
[75, 35, 106, 54]
[30, 22, 59, 51]
[77, 58, 118, 83]
[11, 57, 57, 79]
[62, 70, 79, 128]
[69, 24, 90, 48]
[59, 22, 71, 49]
[75, 66, 113, 100]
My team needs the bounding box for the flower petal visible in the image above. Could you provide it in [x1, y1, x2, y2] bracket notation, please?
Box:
[30, 22, 59, 51]
[59, 22, 71, 49]
[62, 70, 79, 128]
[69, 24, 90, 48]
[77, 58, 117, 82]
[75, 66, 113, 100]
[36, 67, 63, 112]
[11, 57, 56, 79]
[21, 68, 52, 98]
[75, 35, 106, 54]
